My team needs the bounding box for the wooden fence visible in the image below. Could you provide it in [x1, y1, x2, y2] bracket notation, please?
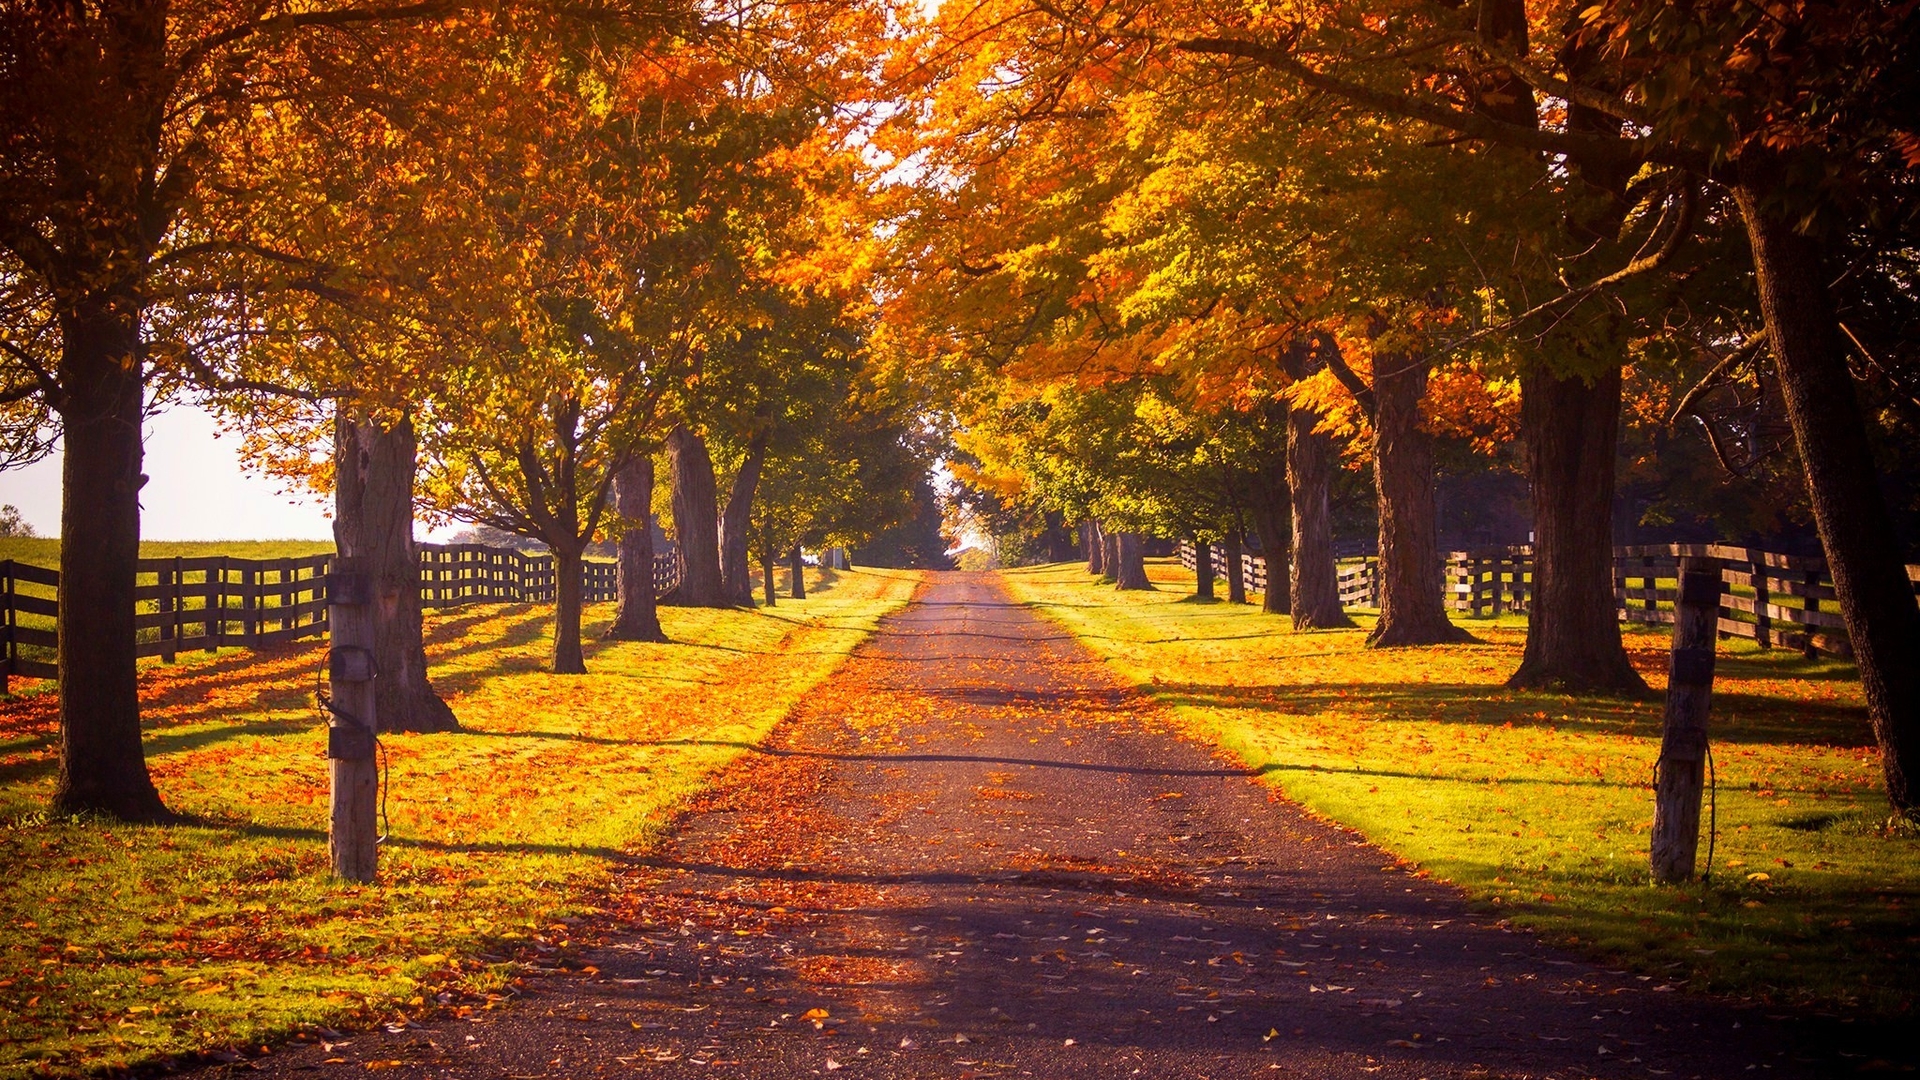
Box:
[2, 543, 682, 683]
[1178, 541, 1920, 658]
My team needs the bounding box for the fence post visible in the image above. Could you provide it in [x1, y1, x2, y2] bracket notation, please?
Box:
[1801, 568, 1821, 658]
[206, 557, 225, 651]
[160, 557, 178, 663]
[1650, 557, 1722, 884]
[325, 557, 379, 884]
[242, 563, 259, 647]
[1751, 556, 1771, 650]
[2, 560, 12, 695]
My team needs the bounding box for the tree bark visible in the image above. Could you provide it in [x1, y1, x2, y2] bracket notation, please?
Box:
[1369, 355, 1469, 646]
[789, 542, 807, 599]
[1508, 366, 1645, 691]
[52, 292, 169, 821]
[551, 544, 587, 674]
[1193, 538, 1215, 600]
[604, 455, 665, 642]
[1085, 521, 1105, 575]
[334, 411, 458, 733]
[1284, 354, 1353, 630]
[1247, 464, 1292, 616]
[1101, 526, 1120, 581]
[719, 432, 769, 605]
[1224, 528, 1248, 604]
[1113, 532, 1153, 590]
[1736, 167, 1920, 816]
[761, 525, 778, 608]
[662, 425, 726, 607]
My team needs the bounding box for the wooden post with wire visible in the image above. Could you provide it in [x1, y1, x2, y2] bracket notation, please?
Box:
[1650, 557, 1722, 884]
[325, 557, 379, 883]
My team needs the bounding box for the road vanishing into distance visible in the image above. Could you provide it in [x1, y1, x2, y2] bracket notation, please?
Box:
[228, 573, 1895, 1079]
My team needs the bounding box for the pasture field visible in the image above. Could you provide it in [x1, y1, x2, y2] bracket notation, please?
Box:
[1003, 559, 1920, 1017]
[0, 539, 337, 568]
[0, 567, 919, 1076]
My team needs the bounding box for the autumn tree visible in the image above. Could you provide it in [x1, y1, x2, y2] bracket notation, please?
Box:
[0, 0, 608, 818]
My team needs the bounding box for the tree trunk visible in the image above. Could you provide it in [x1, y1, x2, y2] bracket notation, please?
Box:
[1224, 528, 1248, 604]
[604, 455, 665, 642]
[1113, 532, 1153, 590]
[1101, 526, 1120, 581]
[334, 411, 458, 733]
[1248, 466, 1291, 616]
[761, 526, 777, 608]
[52, 293, 169, 821]
[662, 425, 725, 607]
[1085, 521, 1105, 575]
[1737, 168, 1920, 817]
[1193, 538, 1215, 600]
[1369, 355, 1469, 646]
[789, 542, 807, 599]
[719, 432, 769, 605]
[1287, 394, 1353, 630]
[1508, 366, 1645, 690]
[551, 545, 587, 674]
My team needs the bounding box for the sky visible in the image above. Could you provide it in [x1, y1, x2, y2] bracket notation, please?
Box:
[0, 404, 338, 541]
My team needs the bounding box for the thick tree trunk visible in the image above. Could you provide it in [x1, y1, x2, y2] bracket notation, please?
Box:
[789, 542, 807, 599]
[1193, 539, 1215, 600]
[1101, 527, 1120, 581]
[1224, 528, 1248, 604]
[760, 527, 778, 608]
[1113, 532, 1153, 590]
[1737, 170, 1920, 816]
[662, 425, 725, 607]
[604, 455, 665, 642]
[719, 432, 769, 605]
[52, 294, 169, 821]
[1508, 367, 1644, 691]
[1287, 398, 1353, 630]
[1248, 467, 1291, 616]
[334, 411, 458, 733]
[1085, 521, 1105, 575]
[551, 545, 587, 674]
[1370, 355, 1469, 646]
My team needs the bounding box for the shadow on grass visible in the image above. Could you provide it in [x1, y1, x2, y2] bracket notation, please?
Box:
[642, 737, 1255, 778]
[0, 717, 318, 786]
[1145, 680, 1873, 749]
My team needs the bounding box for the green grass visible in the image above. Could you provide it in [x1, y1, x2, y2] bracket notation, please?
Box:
[0, 566, 920, 1077]
[1001, 558, 1919, 1017]
[0, 539, 338, 568]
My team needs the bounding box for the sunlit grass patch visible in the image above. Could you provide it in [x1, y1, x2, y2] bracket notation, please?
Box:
[1003, 558, 1918, 1017]
[0, 567, 919, 1076]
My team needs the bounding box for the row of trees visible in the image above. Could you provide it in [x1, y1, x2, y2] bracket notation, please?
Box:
[882, 0, 1920, 820]
[1, 0, 929, 822]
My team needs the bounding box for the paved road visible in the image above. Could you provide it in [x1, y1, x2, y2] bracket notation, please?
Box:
[239, 573, 1887, 1079]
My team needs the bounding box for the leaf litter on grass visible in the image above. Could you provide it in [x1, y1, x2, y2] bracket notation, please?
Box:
[1001, 558, 1920, 1017]
[0, 568, 919, 1076]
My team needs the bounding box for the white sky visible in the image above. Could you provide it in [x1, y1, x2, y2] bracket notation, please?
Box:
[0, 404, 338, 541]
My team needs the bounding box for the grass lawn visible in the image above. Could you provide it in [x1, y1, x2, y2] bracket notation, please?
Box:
[0, 539, 339, 568]
[0, 567, 919, 1077]
[1001, 558, 1918, 1017]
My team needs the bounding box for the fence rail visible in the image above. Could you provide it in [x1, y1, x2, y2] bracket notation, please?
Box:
[1178, 541, 1920, 659]
[2, 543, 681, 684]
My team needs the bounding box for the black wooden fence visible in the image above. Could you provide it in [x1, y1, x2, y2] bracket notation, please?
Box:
[1178, 541, 1920, 659]
[1, 543, 682, 683]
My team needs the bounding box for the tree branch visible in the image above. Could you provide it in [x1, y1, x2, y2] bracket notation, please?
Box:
[1314, 331, 1376, 419]
[1173, 34, 1715, 177]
